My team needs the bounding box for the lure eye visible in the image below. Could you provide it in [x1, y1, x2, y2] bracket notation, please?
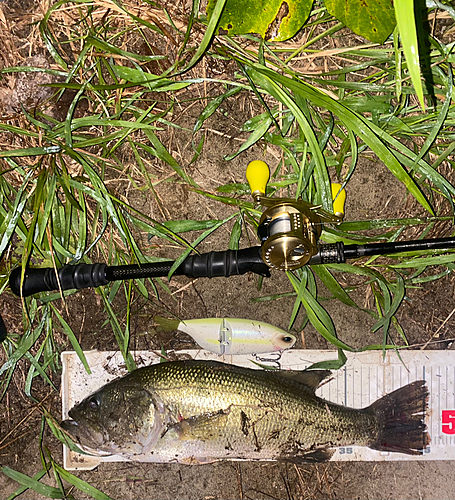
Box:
[275, 333, 296, 348]
[88, 396, 100, 410]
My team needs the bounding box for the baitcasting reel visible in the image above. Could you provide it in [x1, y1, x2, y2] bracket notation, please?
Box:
[246, 160, 345, 271]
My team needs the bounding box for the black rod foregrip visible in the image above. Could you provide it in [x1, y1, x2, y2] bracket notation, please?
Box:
[105, 247, 271, 280]
[9, 247, 271, 297]
[178, 246, 270, 278]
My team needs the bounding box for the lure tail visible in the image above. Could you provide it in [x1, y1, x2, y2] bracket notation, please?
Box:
[154, 316, 181, 332]
[368, 380, 430, 455]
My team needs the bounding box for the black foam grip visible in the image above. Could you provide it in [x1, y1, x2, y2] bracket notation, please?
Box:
[9, 263, 108, 297]
[179, 246, 270, 278]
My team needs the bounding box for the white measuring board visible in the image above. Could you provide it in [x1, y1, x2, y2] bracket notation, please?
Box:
[61, 349, 455, 471]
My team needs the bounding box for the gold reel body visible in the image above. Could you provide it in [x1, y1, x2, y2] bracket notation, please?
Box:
[258, 200, 342, 270]
[247, 160, 344, 271]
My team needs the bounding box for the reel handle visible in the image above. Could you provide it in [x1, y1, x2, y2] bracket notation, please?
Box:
[246, 160, 270, 202]
[331, 183, 346, 216]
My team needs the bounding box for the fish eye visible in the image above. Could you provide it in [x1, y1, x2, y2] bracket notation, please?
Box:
[283, 336, 294, 343]
[88, 396, 100, 410]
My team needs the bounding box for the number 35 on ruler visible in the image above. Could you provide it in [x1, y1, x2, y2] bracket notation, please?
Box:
[442, 410, 455, 435]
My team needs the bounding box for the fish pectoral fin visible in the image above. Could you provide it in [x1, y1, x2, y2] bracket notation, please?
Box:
[276, 369, 332, 392]
[168, 409, 230, 441]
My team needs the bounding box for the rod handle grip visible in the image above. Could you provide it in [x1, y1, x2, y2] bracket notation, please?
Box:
[9, 263, 108, 297]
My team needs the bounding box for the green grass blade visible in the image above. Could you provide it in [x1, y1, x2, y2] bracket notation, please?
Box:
[1, 466, 63, 499]
[0, 146, 60, 158]
[229, 213, 243, 250]
[244, 63, 435, 213]
[247, 67, 332, 210]
[411, 64, 453, 169]
[5, 466, 51, 500]
[98, 288, 136, 372]
[311, 265, 359, 309]
[181, 0, 228, 74]
[307, 348, 347, 370]
[194, 87, 242, 133]
[287, 271, 354, 351]
[224, 113, 273, 160]
[50, 305, 91, 374]
[0, 309, 48, 377]
[51, 462, 111, 500]
[0, 171, 33, 257]
[168, 214, 236, 279]
[394, 0, 425, 108]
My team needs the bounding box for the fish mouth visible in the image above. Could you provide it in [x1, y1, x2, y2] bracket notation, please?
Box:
[61, 418, 79, 435]
[61, 418, 85, 444]
[61, 418, 105, 450]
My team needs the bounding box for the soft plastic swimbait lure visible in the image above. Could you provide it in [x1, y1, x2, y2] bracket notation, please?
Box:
[154, 317, 296, 355]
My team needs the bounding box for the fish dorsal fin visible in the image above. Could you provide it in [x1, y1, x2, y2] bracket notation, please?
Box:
[276, 369, 331, 392]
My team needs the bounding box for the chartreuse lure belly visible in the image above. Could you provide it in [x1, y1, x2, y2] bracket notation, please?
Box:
[154, 317, 296, 355]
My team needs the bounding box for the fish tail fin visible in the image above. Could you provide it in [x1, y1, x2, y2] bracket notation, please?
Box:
[154, 316, 180, 332]
[368, 380, 430, 455]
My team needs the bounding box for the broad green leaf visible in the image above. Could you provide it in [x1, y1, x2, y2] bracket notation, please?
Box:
[207, 0, 313, 41]
[324, 0, 396, 43]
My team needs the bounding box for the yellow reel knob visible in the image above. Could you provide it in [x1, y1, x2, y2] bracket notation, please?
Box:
[246, 160, 270, 202]
[331, 183, 346, 216]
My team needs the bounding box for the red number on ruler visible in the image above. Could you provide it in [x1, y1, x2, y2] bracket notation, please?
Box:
[441, 410, 455, 435]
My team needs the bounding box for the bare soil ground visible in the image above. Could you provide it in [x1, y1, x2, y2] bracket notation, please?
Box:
[1, 1, 455, 499]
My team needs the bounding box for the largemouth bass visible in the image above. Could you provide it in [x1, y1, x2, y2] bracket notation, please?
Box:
[62, 360, 430, 464]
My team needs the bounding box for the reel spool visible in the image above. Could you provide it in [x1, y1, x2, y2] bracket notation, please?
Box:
[246, 160, 345, 271]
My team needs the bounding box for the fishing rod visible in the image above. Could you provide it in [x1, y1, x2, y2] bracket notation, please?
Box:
[9, 161, 455, 298]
